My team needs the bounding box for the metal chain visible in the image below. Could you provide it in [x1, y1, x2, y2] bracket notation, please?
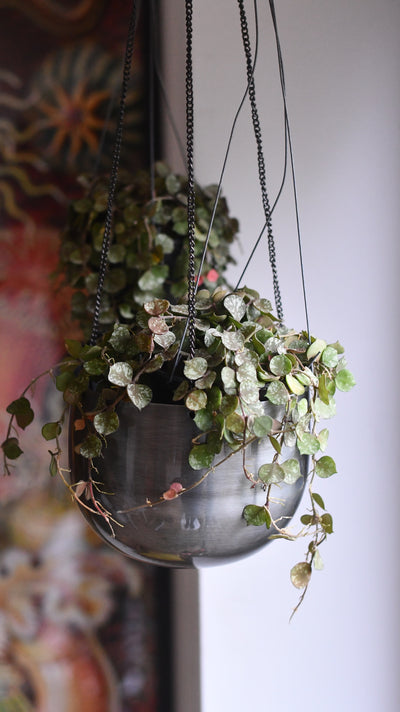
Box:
[237, 0, 284, 321]
[90, 0, 138, 345]
[185, 0, 197, 360]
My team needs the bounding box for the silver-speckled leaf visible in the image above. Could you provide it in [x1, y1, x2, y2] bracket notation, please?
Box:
[266, 381, 289, 406]
[184, 357, 208, 380]
[290, 562, 312, 589]
[221, 329, 245, 351]
[237, 362, 257, 382]
[127, 383, 152, 410]
[185, 389, 208, 411]
[281, 458, 301, 484]
[224, 294, 246, 321]
[148, 316, 169, 334]
[221, 366, 236, 392]
[258, 462, 285, 485]
[154, 331, 176, 348]
[239, 379, 260, 404]
[108, 362, 133, 386]
[94, 411, 120, 436]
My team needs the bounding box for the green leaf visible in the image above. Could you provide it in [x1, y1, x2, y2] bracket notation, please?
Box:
[290, 562, 312, 589]
[321, 513, 334, 534]
[63, 372, 89, 405]
[207, 386, 222, 411]
[224, 294, 246, 321]
[108, 362, 133, 386]
[165, 173, 181, 194]
[94, 410, 119, 436]
[186, 389, 208, 411]
[239, 379, 260, 404]
[286, 374, 306, 396]
[313, 549, 324, 570]
[226, 412, 245, 434]
[318, 374, 331, 405]
[188, 443, 215, 470]
[243, 504, 271, 528]
[300, 514, 313, 525]
[335, 369, 356, 392]
[253, 298, 272, 314]
[81, 345, 102, 361]
[1, 436, 23, 459]
[318, 428, 329, 451]
[295, 372, 311, 387]
[194, 408, 213, 431]
[108, 324, 133, 352]
[56, 370, 74, 392]
[253, 415, 273, 438]
[78, 434, 102, 459]
[196, 372, 216, 390]
[154, 331, 176, 349]
[266, 381, 289, 406]
[41, 422, 62, 441]
[220, 394, 238, 416]
[221, 366, 237, 393]
[313, 397, 336, 420]
[312, 492, 326, 509]
[296, 398, 308, 418]
[258, 462, 285, 485]
[65, 339, 82, 358]
[173, 380, 189, 401]
[142, 354, 164, 374]
[321, 346, 339, 367]
[6, 397, 34, 430]
[297, 432, 320, 455]
[184, 357, 208, 380]
[221, 330, 245, 351]
[138, 265, 169, 291]
[49, 452, 58, 477]
[306, 338, 326, 361]
[269, 435, 282, 454]
[270, 354, 292, 377]
[315, 455, 337, 478]
[83, 358, 107, 376]
[281, 458, 301, 484]
[127, 384, 152, 410]
[155, 233, 174, 254]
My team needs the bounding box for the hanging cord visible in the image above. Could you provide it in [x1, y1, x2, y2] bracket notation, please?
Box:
[90, 0, 138, 346]
[185, 0, 197, 360]
[237, 0, 283, 322]
[268, 0, 311, 341]
[169, 0, 262, 381]
[193, 2, 260, 294]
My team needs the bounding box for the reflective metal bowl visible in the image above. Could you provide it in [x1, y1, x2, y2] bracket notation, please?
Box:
[69, 402, 308, 568]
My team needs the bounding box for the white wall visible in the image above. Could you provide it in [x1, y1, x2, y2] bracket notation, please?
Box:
[163, 1, 400, 710]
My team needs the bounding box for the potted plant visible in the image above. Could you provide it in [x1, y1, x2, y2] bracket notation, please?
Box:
[59, 161, 239, 339]
[2, 273, 354, 605]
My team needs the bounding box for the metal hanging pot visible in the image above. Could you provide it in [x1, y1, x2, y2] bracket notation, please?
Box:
[69, 400, 308, 568]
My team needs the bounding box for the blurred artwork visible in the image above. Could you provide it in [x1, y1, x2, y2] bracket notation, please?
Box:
[0, 3, 168, 710]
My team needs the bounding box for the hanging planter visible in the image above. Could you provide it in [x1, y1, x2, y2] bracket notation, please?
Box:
[1, 0, 355, 608]
[59, 162, 239, 340]
[69, 400, 308, 567]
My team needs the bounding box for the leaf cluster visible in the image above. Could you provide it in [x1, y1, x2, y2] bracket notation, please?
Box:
[1, 284, 355, 612]
[59, 162, 239, 338]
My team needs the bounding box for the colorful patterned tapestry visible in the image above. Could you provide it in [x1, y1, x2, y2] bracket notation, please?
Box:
[0, 3, 169, 710]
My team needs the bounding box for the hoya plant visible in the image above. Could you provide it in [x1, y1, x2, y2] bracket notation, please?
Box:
[59, 161, 239, 338]
[2, 286, 354, 608]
